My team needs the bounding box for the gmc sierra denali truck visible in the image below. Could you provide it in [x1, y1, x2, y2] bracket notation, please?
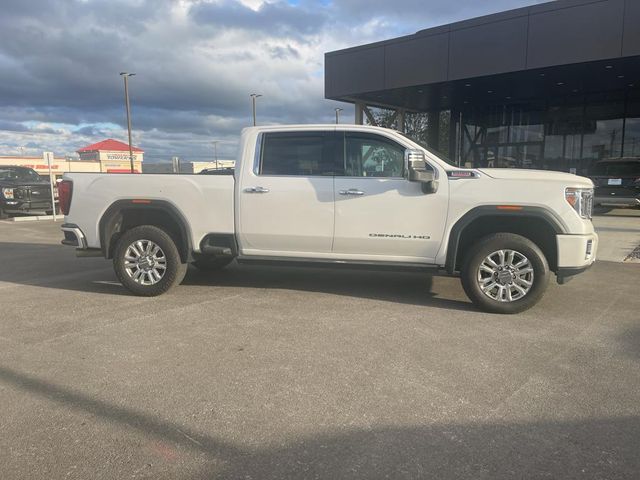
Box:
[60, 125, 597, 314]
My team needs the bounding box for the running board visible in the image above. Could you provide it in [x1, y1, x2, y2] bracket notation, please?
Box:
[236, 255, 441, 273]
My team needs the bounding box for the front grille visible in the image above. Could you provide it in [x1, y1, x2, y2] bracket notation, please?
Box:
[595, 186, 639, 197]
[28, 186, 50, 200]
[14, 187, 27, 200]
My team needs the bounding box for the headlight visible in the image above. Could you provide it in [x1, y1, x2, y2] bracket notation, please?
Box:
[565, 187, 593, 219]
[1, 188, 14, 199]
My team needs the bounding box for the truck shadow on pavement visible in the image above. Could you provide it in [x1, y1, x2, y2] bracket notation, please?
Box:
[183, 263, 476, 312]
[0, 364, 638, 479]
[0, 242, 476, 312]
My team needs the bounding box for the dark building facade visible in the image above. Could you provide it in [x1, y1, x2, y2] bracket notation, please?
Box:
[325, 0, 640, 174]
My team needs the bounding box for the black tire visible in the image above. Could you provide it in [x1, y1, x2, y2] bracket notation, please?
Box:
[113, 225, 187, 296]
[0, 209, 8, 220]
[460, 233, 550, 314]
[191, 255, 234, 271]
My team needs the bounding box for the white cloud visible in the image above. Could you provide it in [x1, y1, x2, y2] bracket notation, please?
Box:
[0, 0, 545, 161]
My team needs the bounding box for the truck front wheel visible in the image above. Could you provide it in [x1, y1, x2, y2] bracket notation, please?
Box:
[460, 233, 550, 314]
[113, 225, 187, 296]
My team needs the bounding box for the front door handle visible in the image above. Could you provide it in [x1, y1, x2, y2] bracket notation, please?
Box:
[338, 189, 365, 196]
[244, 186, 270, 193]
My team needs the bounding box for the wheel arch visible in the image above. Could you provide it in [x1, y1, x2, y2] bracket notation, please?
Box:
[99, 199, 192, 263]
[445, 206, 566, 274]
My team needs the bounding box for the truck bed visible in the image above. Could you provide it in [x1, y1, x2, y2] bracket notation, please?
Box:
[66, 173, 235, 251]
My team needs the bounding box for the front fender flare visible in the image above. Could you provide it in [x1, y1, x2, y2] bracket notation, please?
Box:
[444, 205, 567, 274]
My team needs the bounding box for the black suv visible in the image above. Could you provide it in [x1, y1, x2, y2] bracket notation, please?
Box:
[589, 158, 640, 209]
[0, 166, 57, 219]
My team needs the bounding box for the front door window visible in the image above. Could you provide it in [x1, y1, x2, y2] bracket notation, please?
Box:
[344, 133, 405, 178]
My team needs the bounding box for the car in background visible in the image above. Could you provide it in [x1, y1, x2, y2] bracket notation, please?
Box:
[0, 166, 57, 219]
[589, 158, 640, 210]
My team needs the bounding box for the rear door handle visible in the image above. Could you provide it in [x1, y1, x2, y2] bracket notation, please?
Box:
[244, 186, 270, 193]
[338, 189, 365, 196]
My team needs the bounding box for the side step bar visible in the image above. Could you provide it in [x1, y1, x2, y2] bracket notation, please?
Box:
[236, 255, 442, 273]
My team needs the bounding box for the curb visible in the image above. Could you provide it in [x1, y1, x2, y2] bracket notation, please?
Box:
[623, 244, 640, 263]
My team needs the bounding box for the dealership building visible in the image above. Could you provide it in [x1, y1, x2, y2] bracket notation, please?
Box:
[0, 139, 143, 180]
[76, 139, 143, 173]
[325, 0, 640, 174]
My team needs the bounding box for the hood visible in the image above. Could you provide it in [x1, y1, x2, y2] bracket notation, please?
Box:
[477, 168, 593, 187]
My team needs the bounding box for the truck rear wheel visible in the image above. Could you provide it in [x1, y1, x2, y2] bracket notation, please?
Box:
[113, 225, 187, 296]
[460, 233, 549, 314]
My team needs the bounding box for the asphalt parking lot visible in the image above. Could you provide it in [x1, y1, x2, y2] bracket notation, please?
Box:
[0, 219, 639, 479]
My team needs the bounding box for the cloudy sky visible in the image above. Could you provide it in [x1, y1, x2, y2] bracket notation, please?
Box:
[0, 0, 545, 162]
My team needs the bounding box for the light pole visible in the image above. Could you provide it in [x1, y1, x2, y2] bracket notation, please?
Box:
[335, 108, 343, 124]
[250, 93, 262, 126]
[120, 72, 136, 173]
[213, 141, 219, 169]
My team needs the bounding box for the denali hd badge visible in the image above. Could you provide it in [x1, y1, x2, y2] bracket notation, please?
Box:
[369, 233, 430, 239]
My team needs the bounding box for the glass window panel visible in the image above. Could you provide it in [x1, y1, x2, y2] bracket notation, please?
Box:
[582, 118, 624, 160]
[565, 134, 582, 159]
[485, 125, 509, 144]
[488, 146, 516, 168]
[585, 101, 625, 121]
[261, 132, 338, 176]
[438, 110, 451, 158]
[520, 144, 542, 169]
[542, 135, 565, 171]
[544, 135, 563, 160]
[623, 118, 640, 157]
[591, 160, 640, 176]
[344, 133, 405, 178]
[626, 100, 640, 118]
[510, 124, 544, 143]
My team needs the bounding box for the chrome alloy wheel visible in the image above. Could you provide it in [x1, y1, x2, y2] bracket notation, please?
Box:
[477, 249, 534, 302]
[124, 239, 167, 285]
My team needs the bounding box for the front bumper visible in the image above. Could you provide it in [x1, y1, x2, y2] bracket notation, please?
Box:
[556, 232, 598, 283]
[3, 199, 55, 214]
[594, 196, 640, 207]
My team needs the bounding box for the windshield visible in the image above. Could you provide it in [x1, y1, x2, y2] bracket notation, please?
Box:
[0, 167, 42, 182]
[398, 132, 457, 166]
[591, 161, 640, 176]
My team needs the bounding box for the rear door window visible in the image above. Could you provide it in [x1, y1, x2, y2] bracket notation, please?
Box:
[260, 132, 342, 176]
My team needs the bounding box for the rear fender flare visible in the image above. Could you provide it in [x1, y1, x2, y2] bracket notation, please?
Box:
[98, 199, 192, 262]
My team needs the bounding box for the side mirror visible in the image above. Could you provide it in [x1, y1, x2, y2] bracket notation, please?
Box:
[405, 149, 439, 194]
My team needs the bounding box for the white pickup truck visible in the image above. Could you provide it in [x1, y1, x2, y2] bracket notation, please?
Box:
[60, 125, 597, 314]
